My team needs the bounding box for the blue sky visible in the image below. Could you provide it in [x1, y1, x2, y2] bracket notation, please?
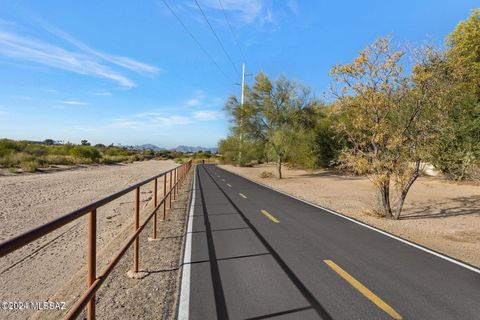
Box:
[0, 1, 477, 148]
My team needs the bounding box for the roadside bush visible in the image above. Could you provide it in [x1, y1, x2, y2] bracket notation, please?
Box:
[20, 160, 39, 172]
[8, 167, 18, 173]
[0, 152, 31, 167]
[0, 139, 21, 157]
[259, 171, 275, 178]
[100, 154, 144, 164]
[44, 155, 75, 165]
[24, 144, 48, 157]
[104, 147, 133, 157]
[70, 146, 101, 161]
[47, 144, 74, 156]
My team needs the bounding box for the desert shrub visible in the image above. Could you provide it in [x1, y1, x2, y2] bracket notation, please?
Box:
[20, 160, 39, 172]
[44, 155, 75, 165]
[101, 154, 143, 164]
[70, 146, 101, 161]
[104, 147, 133, 157]
[0, 152, 30, 167]
[24, 144, 48, 157]
[133, 154, 144, 161]
[0, 139, 21, 157]
[175, 158, 187, 164]
[8, 167, 18, 173]
[259, 171, 275, 178]
[0, 156, 15, 168]
[47, 144, 74, 156]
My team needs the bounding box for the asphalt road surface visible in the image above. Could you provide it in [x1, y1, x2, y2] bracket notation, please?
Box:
[178, 164, 480, 320]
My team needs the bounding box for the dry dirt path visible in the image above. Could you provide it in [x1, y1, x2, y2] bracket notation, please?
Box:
[0, 160, 176, 319]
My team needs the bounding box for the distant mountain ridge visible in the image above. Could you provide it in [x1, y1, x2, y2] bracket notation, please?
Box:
[173, 145, 217, 153]
[130, 144, 217, 153]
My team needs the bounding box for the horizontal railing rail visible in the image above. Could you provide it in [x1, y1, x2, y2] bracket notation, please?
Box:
[0, 159, 193, 320]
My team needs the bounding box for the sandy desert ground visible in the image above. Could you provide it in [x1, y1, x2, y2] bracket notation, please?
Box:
[220, 164, 480, 268]
[0, 160, 177, 319]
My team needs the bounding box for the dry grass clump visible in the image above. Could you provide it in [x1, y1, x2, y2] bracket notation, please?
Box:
[259, 171, 275, 178]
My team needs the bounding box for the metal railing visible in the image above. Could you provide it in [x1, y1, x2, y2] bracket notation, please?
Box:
[0, 160, 193, 319]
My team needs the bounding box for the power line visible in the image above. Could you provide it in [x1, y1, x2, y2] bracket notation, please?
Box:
[217, 0, 247, 64]
[160, 0, 233, 82]
[194, 0, 241, 79]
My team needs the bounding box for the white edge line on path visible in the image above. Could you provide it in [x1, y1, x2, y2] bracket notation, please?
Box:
[216, 166, 480, 275]
[178, 166, 196, 320]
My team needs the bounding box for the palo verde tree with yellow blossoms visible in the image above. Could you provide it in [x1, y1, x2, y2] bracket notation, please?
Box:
[330, 37, 451, 219]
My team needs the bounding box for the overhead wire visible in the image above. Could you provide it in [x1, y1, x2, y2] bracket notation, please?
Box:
[160, 0, 233, 82]
[193, 0, 242, 79]
[217, 0, 247, 64]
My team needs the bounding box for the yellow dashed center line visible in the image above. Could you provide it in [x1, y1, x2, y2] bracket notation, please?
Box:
[239, 193, 247, 199]
[260, 210, 280, 223]
[324, 260, 402, 320]
[227, 183, 232, 187]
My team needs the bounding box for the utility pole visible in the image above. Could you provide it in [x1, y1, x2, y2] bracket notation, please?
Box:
[241, 63, 245, 105]
[239, 63, 245, 165]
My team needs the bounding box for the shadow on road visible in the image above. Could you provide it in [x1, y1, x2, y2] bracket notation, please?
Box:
[192, 165, 333, 320]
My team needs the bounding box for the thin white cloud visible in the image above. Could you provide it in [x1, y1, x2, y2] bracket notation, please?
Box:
[60, 100, 89, 106]
[193, 110, 223, 121]
[135, 111, 167, 118]
[0, 19, 159, 87]
[200, 0, 297, 25]
[109, 115, 192, 129]
[109, 118, 145, 129]
[38, 20, 159, 75]
[0, 30, 136, 87]
[0, 19, 15, 27]
[92, 90, 112, 96]
[11, 95, 33, 100]
[202, 0, 263, 24]
[152, 115, 192, 126]
[109, 109, 222, 130]
[186, 90, 218, 108]
[187, 98, 201, 106]
[285, 0, 299, 15]
[186, 89, 207, 106]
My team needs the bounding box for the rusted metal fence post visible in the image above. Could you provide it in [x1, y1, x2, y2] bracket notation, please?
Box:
[87, 209, 97, 320]
[152, 178, 157, 239]
[134, 187, 140, 273]
[174, 169, 177, 199]
[169, 171, 173, 207]
[163, 174, 167, 220]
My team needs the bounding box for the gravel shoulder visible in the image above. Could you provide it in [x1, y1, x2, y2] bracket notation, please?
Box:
[32, 168, 194, 320]
[219, 164, 480, 268]
[0, 160, 179, 319]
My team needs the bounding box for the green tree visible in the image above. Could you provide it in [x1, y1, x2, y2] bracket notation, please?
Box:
[311, 106, 346, 167]
[249, 73, 317, 178]
[424, 50, 480, 180]
[447, 9, 480, 98]
[428, 9, 480, 180]
[43, 139, 54, 146]
[223, 93, 263, 166]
